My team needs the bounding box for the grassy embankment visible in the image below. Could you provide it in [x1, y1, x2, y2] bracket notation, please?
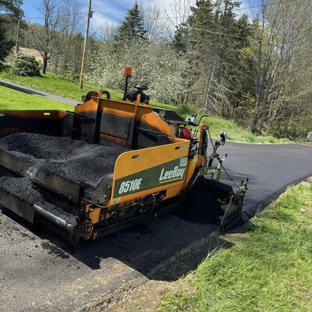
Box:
[159, 179, 312, 312]
[0, 71, 296, 143]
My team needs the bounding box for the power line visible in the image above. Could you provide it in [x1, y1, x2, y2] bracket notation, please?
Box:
[24, 11, 85, 21]
[21, 0, 296, 37]
[183, 25, 249, 39]
[23, 0, 296, 24]
[21, 2, 264, 24]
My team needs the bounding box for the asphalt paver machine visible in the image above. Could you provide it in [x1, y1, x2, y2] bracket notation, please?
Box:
[0, 68, 247, 242]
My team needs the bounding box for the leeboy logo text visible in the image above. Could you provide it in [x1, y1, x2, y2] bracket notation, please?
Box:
[159, 166, 185, 182]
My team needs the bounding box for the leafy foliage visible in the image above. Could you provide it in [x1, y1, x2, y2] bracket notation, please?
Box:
[0, 21, 15, 63]
[11, 53, 41, 76]
[0, 0, 24, 63]
[114, 2, 147, 44]
[87, 40, 186, 104]
[173, 0, 256, 119]
[0, 0, 23, 17]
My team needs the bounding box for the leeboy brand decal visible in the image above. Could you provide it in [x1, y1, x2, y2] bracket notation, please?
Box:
[159, 166, 185, 182]
[114, 157, 187, 198]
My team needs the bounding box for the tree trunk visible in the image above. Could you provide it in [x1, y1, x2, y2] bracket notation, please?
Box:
[42, 52, 48, 74]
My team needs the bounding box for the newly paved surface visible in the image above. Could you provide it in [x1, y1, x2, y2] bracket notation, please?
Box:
[0, 82, 312, 311]
[220, 142, 312, 218]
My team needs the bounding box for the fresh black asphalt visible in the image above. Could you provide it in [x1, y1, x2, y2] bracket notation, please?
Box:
[220, 141, 312, 219]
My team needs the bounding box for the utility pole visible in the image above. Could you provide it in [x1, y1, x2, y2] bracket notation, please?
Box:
[16, 18, 21, 54]
[79, 0, 93, 89]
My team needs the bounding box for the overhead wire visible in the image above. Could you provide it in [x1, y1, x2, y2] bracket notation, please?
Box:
[21, 0, 299, 42]
[21, 0, 295, 25]
[22, 1, 265, 24]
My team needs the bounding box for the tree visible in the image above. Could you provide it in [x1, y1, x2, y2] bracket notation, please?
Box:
[50, 0, 83, 76]
[114, 2, 147, 43]
[231, 15, 258, 127]
[0, 0, 23, 16]
[95, 23, 118, 42]
[86, 40, 186, 104]
[251, 0, 312, 136]
[186, 0, 217, 109]
[1, 13, 28, 52]
[0, 0, 24, 64]
[173, 25, 190, 54]
[0, 19, 15, 64]
[141, 4, 171, 42]
[170, 0, 194, 52]
[178, 0, 243, 115]
[31, 0, 60, 74]
[203, 0, 242, 116]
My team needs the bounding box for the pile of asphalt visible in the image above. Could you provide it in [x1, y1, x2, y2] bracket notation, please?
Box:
[0, 132, 130, 189]
[0, 176, 43, 204]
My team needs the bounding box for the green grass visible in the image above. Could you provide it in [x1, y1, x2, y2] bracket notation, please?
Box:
[159, 178, 312, 312]
[0, 71, 108, 101]
[0, 85, 74, 111]
[204, 116, 292, 143]
[0, 70, 169, 107]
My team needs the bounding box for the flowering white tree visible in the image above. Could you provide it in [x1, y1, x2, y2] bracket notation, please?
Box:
[87, 40, 186, 104]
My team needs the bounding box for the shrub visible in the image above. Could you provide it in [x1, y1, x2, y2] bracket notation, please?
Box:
[11, 53, 41, 76]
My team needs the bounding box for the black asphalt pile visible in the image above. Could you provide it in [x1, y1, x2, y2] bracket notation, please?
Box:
[0, 176, 43, 204]
[0, 147, 41, 176]
[0, 132, 130, 189]
[0, 132, 74, 159]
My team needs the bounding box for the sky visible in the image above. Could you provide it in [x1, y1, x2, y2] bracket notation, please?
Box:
[21, 0, 174, 27]
[21, 0, 261, 32]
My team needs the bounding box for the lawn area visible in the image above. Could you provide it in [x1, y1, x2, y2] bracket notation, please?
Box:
[159, 179, 312, 312]
[0, 71, 169, 107]
[0, 85, 74, 111]
[0, 71, 101, 102]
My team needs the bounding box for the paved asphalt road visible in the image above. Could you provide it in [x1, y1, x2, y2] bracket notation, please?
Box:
[0, 81, 312, 311]
[221, 141, 312, 218]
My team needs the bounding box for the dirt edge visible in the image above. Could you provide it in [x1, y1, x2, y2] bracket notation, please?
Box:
[81, 276, 194, 312]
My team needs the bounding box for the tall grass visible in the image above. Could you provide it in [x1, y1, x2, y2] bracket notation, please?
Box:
[205, 116, 292, 143]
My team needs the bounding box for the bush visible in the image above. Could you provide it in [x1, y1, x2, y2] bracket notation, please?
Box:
[11, 53, 41, 76]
